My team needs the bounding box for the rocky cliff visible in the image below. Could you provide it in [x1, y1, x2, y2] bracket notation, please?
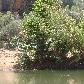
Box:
[0, 0, 35, 13]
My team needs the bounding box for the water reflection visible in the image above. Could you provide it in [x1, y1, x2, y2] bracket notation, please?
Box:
[0, 70, 84, 84]
[0, 72, 18, 84]
[67, 78, 75, 84]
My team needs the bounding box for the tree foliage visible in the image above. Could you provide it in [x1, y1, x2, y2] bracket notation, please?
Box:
[14, 0, 84, 69]
[0, 11, 20, 48]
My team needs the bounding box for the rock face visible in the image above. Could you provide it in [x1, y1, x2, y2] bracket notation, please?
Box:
[0, 0, 23, 11]
[0, 0, 35, 13]
[14, 0, 23, 11]
[0, 0, 2, 11]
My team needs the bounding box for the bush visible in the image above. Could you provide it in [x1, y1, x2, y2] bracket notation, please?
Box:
[0, 11, 21, 49]
[17, 0, 84, 69]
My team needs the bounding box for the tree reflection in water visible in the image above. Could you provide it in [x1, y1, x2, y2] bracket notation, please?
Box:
[0, 70, 84, 84]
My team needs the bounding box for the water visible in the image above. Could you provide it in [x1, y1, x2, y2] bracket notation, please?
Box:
[0, 70, 84, 84]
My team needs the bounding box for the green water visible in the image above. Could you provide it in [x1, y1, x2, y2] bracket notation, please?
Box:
[0, 70, 84, 84]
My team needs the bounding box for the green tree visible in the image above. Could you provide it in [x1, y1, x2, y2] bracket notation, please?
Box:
[19, 0, 84, 69]
[0, 11, 20, 49]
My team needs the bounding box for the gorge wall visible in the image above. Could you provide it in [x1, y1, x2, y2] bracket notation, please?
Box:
[0, 0, 35, 13]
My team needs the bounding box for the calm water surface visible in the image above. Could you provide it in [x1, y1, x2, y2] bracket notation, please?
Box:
[0, 70, 84, 84]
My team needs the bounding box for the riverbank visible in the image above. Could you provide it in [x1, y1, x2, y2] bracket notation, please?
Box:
[0, 48, 84, 71]
[0, 48, 21, 71]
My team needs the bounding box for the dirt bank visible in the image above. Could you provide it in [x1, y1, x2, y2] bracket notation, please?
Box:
[0, 48, 21, 71]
